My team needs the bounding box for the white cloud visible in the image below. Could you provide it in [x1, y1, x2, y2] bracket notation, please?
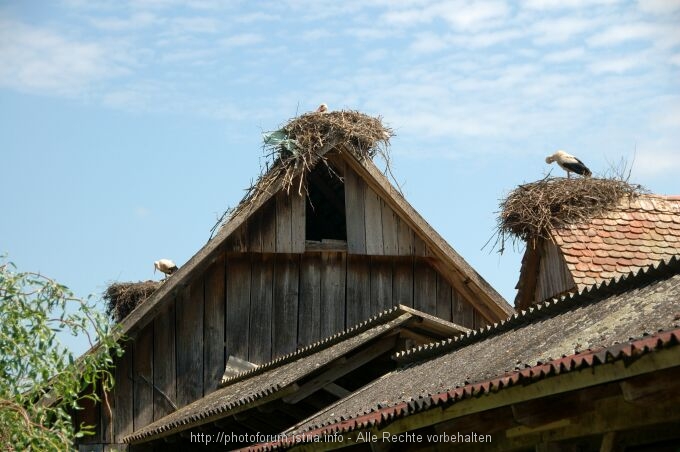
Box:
[532, 16, 601, 44]
[220, 33, 263, 48]
[89, 12, 158, 31]
[633, 148, 680, 177]
[0, 17, 127, 96]
[589, 54, 645, 73]
[409, 32, 448, 53]
[524, 0, 620, 10]
[588, 22, 658, 46]
[637, 0, 680, 15]
[382, 0, 509, 30]
[543, 46, 585, 62]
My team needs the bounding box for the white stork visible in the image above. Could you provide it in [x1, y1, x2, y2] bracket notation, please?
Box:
[315, 103, 328, 113]
[154, 259, 178, 278]
[545, 150, 592, 178]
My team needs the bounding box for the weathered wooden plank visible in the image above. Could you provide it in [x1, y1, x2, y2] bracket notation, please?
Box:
[320, 252, 346, 338]
[299, 253, 322, 346]
[249, 254, 273, 363]
[226, 222, 249, 252]
[370, 256, 393, 314]
[260, 199, 277, 253]
[364, 185, 383, 255]
[275, 191, 292, 253]
[133, 323, 153, 431]
[452, 288, 475, 329]
[381, 199, 399, 255]
[113, 344, 133, 443]
[152, 301, 176, 421]
[436, 273, 453, 322]
[346, 255, 371, 328]
[413, 259, 437, 315]
[345, 168, 366, 254]
[413, 233, 428, 257]
[290, 179, 306, 253]
[204, 257, 226, 395]
[247, 209, 262, 252]
[75, 385, 100, 444]
[393, 256, 414, 307]
[273, 254, 299, 358]
[176, 283, 204, 407]
[226, 254, 251, 360]
[340, 151, 514, 321]
[397, 216, 414, 256]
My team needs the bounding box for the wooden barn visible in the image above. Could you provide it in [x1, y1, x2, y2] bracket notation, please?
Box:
[244, 256, 680, 452]
[514, 193, 680, 309]
[75, 112, 514, 451]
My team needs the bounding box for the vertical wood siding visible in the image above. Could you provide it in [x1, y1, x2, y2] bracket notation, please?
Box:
[536, 240, 575, 302]
[88, 177, 485, 445]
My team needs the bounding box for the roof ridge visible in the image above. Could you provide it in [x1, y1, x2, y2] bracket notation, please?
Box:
[220, 306, 406, 386]
[394, 255, 680, 364]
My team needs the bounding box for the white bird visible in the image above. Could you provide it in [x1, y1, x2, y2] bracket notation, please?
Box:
[315, 103, 328, 113]
[545, 150, 592, 178]
[154, 259, 178, 278]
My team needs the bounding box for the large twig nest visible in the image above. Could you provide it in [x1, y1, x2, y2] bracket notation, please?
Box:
[493, 176, 645, 252]
[210, 110, 393, 239]
[104, 281, 160, 322]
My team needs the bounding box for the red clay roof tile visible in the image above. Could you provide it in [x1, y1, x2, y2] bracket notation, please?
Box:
[551, 194, 680, 291]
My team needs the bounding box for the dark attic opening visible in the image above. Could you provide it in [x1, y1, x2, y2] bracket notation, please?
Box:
[305, 162, 347, 242]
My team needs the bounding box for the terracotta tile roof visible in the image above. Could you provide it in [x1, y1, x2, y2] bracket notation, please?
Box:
[552, 194, 680, 290]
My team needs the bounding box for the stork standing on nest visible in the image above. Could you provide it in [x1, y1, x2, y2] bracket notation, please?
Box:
[315, 103, 328, 113]
[545, 150, 592, 178]
[154, 259, 178, 279]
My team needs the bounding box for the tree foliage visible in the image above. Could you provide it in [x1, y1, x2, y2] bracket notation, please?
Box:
[0, 258, 123, 450]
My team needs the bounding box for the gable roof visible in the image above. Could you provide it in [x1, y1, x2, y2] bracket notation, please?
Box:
[122, 305, 469, 444]
[551, 194, 680, 290]
[254, 256, 680, 446]
[119, 141, 513, 338]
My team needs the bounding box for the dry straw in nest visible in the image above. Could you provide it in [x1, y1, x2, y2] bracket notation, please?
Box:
[210, 110, 393, 239]
[104, 281, 160, 322]
[493, 176, 645, 252]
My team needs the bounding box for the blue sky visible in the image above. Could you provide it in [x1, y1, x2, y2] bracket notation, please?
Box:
[2, 0, 679, 355]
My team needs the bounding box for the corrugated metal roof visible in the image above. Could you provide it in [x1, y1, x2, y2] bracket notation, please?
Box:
[247, 328, 680, 451]
[123, 307, 416, 444]
[258, 257, 680, 446]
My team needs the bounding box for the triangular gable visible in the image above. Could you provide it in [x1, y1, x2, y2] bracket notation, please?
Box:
[120, 143, 513, 338]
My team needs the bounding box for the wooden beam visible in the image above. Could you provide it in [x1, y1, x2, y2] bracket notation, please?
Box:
[323, 382, 351, 399]
[283, 335, 398, 404]
[599, 431, 617, 452]
[305, 239, 348, 252]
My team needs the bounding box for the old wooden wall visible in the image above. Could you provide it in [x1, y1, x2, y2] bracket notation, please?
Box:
[535, 240, 575, 302]
[80, 164, 492, 449]
[83, 251, 484, 448]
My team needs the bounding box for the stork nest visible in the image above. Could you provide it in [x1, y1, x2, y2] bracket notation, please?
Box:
[210, 110, 393, 238]
[104, 281, 160, 323]
[493, 176, 645, 252]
